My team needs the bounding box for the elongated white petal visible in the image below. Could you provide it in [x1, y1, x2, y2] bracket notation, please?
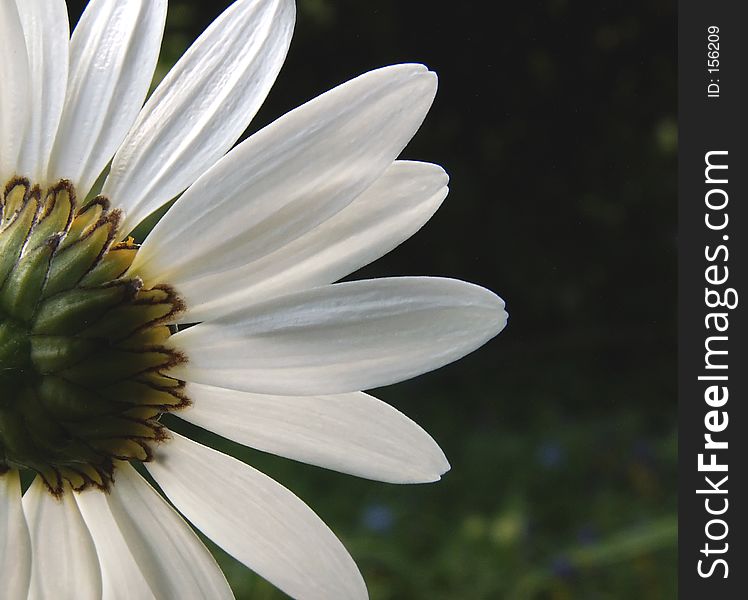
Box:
[1, 471, 31, 600]
[23, 479, 102, 600]
[0, 1, 30, 182]
[48, 0, 167, 198]
[147, 433, 367, 600]
[150, 161, 448, 322]
[181, 383, 450, 483]
[133, 64, 437, 279]
[171, 277, 507, 396]
[76, 490, 155, 600]
[105, 463, 233, 600]
[107, 0, 295, 234]
[16, 0, 69, 183]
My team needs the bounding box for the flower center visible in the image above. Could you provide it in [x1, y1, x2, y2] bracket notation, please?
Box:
[0, 178, 187, 496]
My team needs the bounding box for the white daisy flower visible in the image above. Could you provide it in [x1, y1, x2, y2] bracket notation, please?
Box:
[0, 0, 508, 598]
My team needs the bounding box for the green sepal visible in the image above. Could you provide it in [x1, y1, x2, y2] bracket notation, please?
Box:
[80, 243, 138, 287]
[0, 195, 38, 286]
[57, 469, 90, 492]
[60, 199, 105, 250]
[71, 416, 160, 440]
[37, 375, 129, 420]
[0, 404, 50, 471]
[0, 180, 34, 226]
[124, 406, 162, 420]
[30, 336, 100, 373]
[0, 235, 61, 321]
[81, 289, 176, 341]
[60, 349, 176, 386]
[27, 183, 75, 248]
[60, 464, 107, 489]
[43, 211, 120, 297]
[118, 325, 171, 350]
[32, 279, 141, 336]
[100, 378, 187, 409]
[1, 387, 102, 468]
[90, 438, 149, 462]
[0, 321, 30, 371]
[15, 389, 74, 455]
[140, 371, 183, 389]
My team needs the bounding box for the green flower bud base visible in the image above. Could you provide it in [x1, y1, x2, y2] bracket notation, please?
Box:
[0, 178, 187, 495]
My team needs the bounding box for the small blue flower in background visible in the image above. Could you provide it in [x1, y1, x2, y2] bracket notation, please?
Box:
[549, 555, 576, 579]
[362, 504, 395, 534]
[632, 439, 655, 466]
[536, 441, 565, 468]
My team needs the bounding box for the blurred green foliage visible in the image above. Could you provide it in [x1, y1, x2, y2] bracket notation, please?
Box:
[65, 1, 677, 597]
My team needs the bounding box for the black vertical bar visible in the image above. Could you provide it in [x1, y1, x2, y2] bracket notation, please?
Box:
[679, 1, 748, 597]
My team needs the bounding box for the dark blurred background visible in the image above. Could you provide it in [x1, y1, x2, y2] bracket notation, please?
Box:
[67, 1, 678, 597]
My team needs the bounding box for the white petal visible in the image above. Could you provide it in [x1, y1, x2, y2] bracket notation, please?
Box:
[171, 277, 507, 396]
[151, 161, 448, 322]
[132, 64, 437, 279]
[181, 383, 450, 483]
[147, 433, 367, 600]
[106, 0, 295, 235]
[105, 463, 233, 600]
[0, 471, 31, 600]
[15, 0, 69, 183]
[75, 490, 155, 600]
[0, 1, 30, 182]
[23, 479, 102, 600]
[48, 0, 167, 198]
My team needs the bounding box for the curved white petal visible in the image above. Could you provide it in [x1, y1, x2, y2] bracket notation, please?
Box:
[23, 478, 102, 600]
[75, 490, 155, 600]
[181, 383, 450, 483]
[15, 0, 69, 183]
[171, 277, 507, 396]
[48, 0, 167, 198]
[133, 64, 437, 279]
[1, 471, 31, 600]
[147, 433, 367, 600]
[150, 161, 448, 322]
[0, 1, 30, 182]
[106, 0, 295, 235]
[105, 463, 233, 600]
